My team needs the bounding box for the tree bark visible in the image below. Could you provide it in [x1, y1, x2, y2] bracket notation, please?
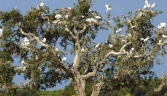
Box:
[91, 82, 104, 96]
[73, 76, 86, 96]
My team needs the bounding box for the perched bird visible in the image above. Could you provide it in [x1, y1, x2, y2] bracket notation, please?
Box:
[40, 0, 44, 7]
[62, 57, 66, 62]
[158, 25, 162, 29]
[151, 2, 156, 9]
[21, 60, 24, 64]
[140, 36, 149, 42]
[109, 44, 113, 48]
[105, 4, 112, 12]
[81, 48, 84, 52]
[116, 28, 122, 33]
[86, 18, 97, 23]
[95, 43, 101, 49]
[160, 22, 166, 28]
[0, 28, 3, 37]
[95, 16, 101, 19]
[55, 14, 62, 20]
[42, 38, 46, 42]
[145, 0, 149, 5]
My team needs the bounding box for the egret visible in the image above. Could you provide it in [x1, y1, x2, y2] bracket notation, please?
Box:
[65, 15, 69, 18]
[40, 0, 44, 7]
[140, 36, 149, 42]
[24, 37, 29, 42]
[130, 47, 134, 54]
[147, 3, 150, 8]
[62, 57, 66, 62]
[86, 18, 97, 23]
[145, 0, 149, 5]
[95, 16, 101, 19]
[158, 25, 162, 29]
[81, 48, 84, 52]
[143, 5, 147, 9]
[116, 28, 122, 33]
[160, 22, 166, 28]
[0, 28, 3, 37]
[105, 4, 112, 12]
[109, 44, 113, 48]
[55, 14, 62, 20]
[42, 38, 46, 42]
[55, 48, 59, 51]
[21, 60, 24, 64]
[151, 2, 155, 9]
[95, 43, 101, 49]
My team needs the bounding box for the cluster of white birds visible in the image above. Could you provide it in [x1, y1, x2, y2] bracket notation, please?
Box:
[0, 28, 3, 37]
[105, 4, 112, 12]
[143, 0, 155, 9]
[158, 22, 166, 29]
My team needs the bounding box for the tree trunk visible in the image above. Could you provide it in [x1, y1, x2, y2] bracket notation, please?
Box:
[73, 76, 86, 96]
[91, 82, 104, 96]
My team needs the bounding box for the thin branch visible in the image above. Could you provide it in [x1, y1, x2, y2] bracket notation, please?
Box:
[17, 25, 49, 48]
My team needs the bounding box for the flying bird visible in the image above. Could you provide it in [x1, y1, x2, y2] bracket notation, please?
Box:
[105, 4, 112, 12]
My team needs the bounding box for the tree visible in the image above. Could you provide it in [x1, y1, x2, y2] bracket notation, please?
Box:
[0, 0, 167, 96]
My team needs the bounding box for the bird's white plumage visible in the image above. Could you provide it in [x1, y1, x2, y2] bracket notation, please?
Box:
[42, 38, 46, 42]
[62, 57, 66, 61]
[55, 14, 62, 20]
[95, 16, 101, 19]
[160, 22, 166, 28]
[105, 4, 111, 12]
[40, 0, 44, 7]
[145, 0, 149, 5]
[116, 28, 122, 33]
[151, 2, 155, 8]
[95, 43, 101, 49]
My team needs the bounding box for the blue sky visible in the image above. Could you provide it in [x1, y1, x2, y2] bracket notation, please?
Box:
[1, 0, 167, 90]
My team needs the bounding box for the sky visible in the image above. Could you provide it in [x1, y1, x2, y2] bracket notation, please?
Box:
[0, 0, 167, 90]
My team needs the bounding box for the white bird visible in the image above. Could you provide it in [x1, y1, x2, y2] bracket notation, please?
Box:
[40, 0, 44, 7]
[55, 48, 59, 51]
[81, 48, 84, 52]
[24, 37, 29, 42]
[145, 0, 149, 5]
[109, 44, 113, 48]
[158, 25, 162, 29]
[130, 47, 134, 53]
[140, 36, 149, 42]
[162, 34, 167, 38]
[21, 60, 24, 64]
[65, 15, 69, 18]
[42, 38, 46, 42]
[151, 2, 156, 9]
[62, 57, 66, 62]
[147, 3, 150, 8]
[95, 43, 100, 48]
[55, 14, 62, 20]
[160, 22, 166, 28]
[116, 28, 122, 33]
[143, 5, 147, 9]
[0, 28, 3, 37]
[86, 18, 97, 23]
[95, 16, 101, 19]
[105, 4, 112, 12]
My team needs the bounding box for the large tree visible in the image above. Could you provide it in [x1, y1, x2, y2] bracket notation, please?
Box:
[0, 0, 167, 96]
